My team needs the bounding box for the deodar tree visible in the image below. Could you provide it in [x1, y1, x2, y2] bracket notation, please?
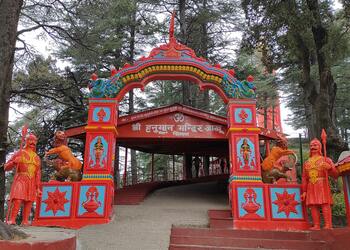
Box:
[242, 0, 349, 155]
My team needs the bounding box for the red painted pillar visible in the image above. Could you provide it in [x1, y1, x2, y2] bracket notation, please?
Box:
[342, 176, 350, 225]
[151, 153, 154, 182]
[82, 98, 119, 222]
[172, 155, 175, 180]
[265, 140, 270, 156]
[227, 99, 262, 228]
[123, 148, 128, 187]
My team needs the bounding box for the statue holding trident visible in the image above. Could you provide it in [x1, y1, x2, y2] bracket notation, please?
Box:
[301, 129, 339, 230]
[2, 125, 41, 226]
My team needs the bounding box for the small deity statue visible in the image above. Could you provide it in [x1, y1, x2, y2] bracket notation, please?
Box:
[262, 137, 296, 183]
[240, 139, 251, 168]
[301, 138, 338, 230]
[45, 131, 82, 182]
[3, 132, 41, 226]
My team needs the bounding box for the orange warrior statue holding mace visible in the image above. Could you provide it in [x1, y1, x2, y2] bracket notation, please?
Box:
[301, 130, 338, 230]
[3, 126, 41, 226]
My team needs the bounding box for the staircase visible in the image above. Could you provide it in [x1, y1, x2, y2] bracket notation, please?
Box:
[169, 209, 350, 250]
[115, 174, 229, 205]
[114, 182, 159, 205]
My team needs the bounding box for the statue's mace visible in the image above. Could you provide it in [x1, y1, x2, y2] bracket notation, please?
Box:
[20, 124, 28, 151]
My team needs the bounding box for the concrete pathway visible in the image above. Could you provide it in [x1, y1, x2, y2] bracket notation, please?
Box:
[77, 181, 229, 250]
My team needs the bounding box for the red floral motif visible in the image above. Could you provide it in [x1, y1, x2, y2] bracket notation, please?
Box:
[91, 73, 98, 81]
[247, 75, 254, 82]
[272, 190, 299, 217]
[97, 108, 106, 121]
[238, 109, 249, 123]
[43, 188, 69, 215]
[228, 69, 235, 76]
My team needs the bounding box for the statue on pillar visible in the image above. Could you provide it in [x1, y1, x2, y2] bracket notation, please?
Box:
[3, 130, 41, 226]
[45, 131, 82, 181]
[301, 138, 338, 230]
[261, 136, 296, 183]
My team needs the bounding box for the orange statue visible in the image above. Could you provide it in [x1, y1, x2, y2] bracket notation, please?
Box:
[45, 131, 82, 181]
[262, 137, 296, 183]
[301, 138, 338, 230]
[4, 133, 41, 226]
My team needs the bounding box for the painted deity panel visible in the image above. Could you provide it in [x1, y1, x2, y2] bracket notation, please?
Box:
[88, 135, 108, 169]
[269, 187, 303, 220]
[39, 185, 73, 218]
[77, 185, 106, 217]
[236, 137, 257, 171]
[234, 108, 253, 124]
[237, 186, 265, 219]
[92, 107, 111, 123]
[344, 176, 350, 207]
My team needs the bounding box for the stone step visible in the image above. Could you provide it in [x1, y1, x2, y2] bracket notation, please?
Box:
[169, 244, 261, 250]
[170, 235, 327, 250]
[208, 210, 232, 219]
[171, 227, 309, 241]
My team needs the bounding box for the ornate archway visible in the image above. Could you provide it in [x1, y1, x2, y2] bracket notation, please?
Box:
[33, 13, 309, 231]
[88, 13, 256, 103]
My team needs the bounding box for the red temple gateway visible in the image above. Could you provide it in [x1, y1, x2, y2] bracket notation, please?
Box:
[33, 13, 310, 230]
[65, 103, 282, 157]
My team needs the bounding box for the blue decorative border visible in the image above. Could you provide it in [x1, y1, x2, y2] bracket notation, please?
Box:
[229, 175, 262, 182]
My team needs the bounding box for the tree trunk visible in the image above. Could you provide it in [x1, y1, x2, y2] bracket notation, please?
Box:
[178, 0, 191, 106]
[306, 0, 347, 155]
[200, 0, 209, 110]
[292, 32, 317, 140]
[0, 0, 24, 222]
[263, 94, 268, 128]
[129, 2, 138, 184]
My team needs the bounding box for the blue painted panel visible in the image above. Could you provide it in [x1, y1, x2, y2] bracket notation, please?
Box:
[78, 185, 106, 216]
[88, 136, 108, 168]
[237, 137, 256, 170]
[234, 108, 253, 123]
[345, 176, 350, 206]
[39, 186, 72, 217]
[92, 107, 111, 122]
[270, 187, 303, 219]
[237, 187, 265, 218]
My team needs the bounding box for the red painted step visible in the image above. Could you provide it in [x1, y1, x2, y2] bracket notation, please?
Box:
[169, 226, 332, 250]
[169, 245, 257, 250]
[208, 210, 232, 229]
[170, 235, 326, 250]
[171, 227, 309, 241]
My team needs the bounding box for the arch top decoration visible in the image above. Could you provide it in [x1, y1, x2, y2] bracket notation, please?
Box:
[88, 12, 256, 102]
